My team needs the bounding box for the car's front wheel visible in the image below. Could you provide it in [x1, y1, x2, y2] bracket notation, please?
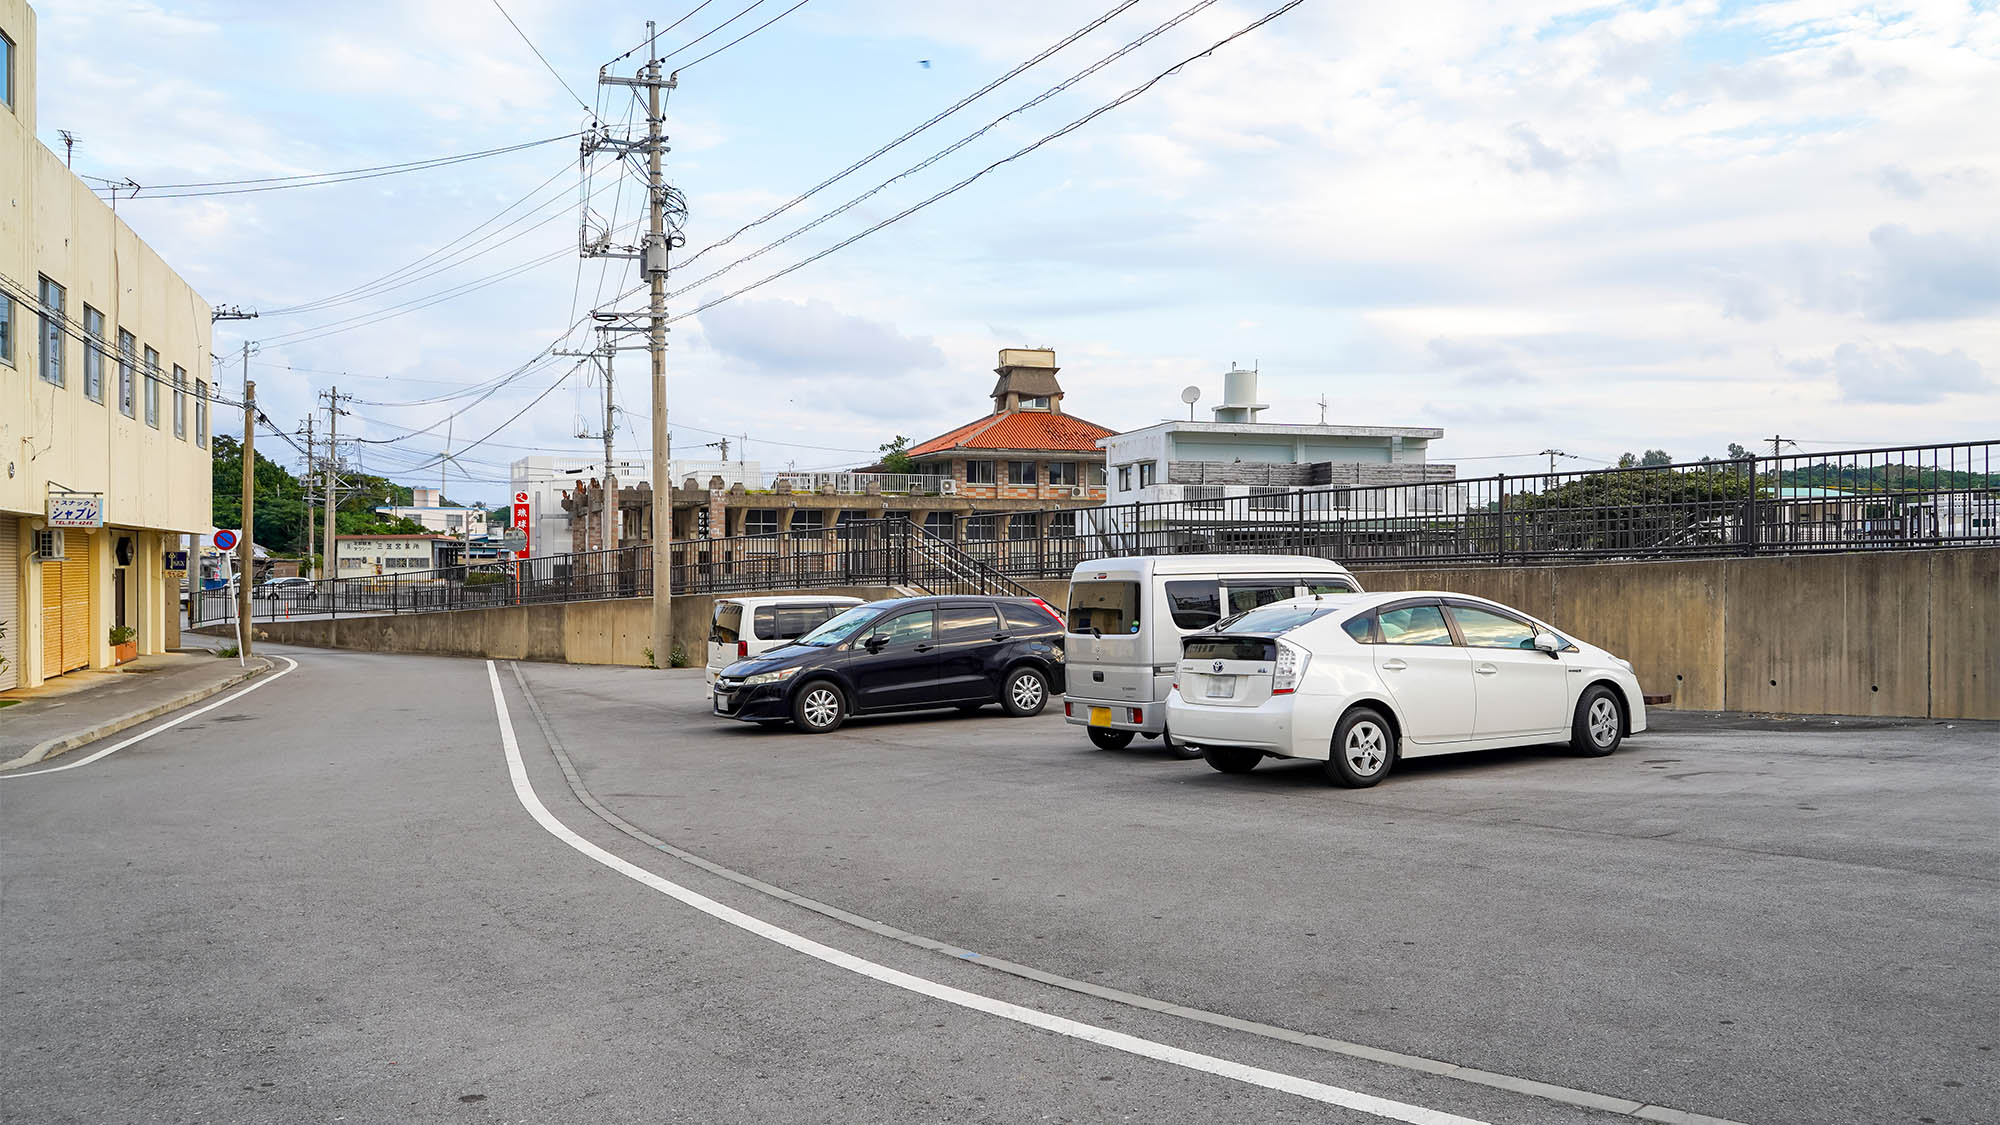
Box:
[791, 681, 847, 734]
[1571, 686, 1623, 756]
[1324, 707, 1395, 787]
[1203, 747, 1262, 774]
[1086, 727, 1134, 751]
[1001, 667, 1049, 716]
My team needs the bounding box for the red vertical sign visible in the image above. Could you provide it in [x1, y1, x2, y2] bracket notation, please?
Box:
[513, 491, 532, 559]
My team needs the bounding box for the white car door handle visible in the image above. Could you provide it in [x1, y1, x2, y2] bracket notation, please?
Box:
[1381, 659, 1408, 671]
[1475, 664, 1498, 675]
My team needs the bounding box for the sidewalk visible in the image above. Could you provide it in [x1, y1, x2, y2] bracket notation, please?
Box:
[0, 648, 273, 771]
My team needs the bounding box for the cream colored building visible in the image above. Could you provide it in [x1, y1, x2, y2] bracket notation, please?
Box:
[334, 535, 458, 578]
[1, 0, 214, 689]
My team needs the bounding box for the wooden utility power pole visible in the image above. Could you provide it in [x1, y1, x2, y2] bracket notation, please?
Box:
[321, 386, 349, 644]
[300, 414, 317, 578]
[237, 345, 255, 662]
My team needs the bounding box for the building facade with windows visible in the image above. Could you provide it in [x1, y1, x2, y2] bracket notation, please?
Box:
[560, 348, 1117, 557]
[333, 534, 461, 579]
[0, 0, 213, 689]
[373, 486, 490, 538]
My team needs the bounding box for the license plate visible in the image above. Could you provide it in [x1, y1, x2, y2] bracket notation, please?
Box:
[1204, 676, 1233, 699]
[1088, 706, 1111, 727]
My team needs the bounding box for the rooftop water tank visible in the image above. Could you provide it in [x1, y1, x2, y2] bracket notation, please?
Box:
[1212, 366, 1269, 423]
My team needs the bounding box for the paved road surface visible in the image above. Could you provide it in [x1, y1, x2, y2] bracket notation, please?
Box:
[4, 646, 1994, 1124]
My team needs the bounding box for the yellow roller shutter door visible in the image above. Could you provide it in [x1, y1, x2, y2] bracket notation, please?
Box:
[38, 532, 92, 678]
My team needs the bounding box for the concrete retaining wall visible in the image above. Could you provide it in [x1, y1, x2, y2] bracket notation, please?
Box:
[219, 587, 898, 670]
[215, 550, 1996, 720]
[1354, 548, 1996, 721]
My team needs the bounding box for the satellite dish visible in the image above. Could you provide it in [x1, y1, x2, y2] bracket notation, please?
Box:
[1180, 385, 1202, 405]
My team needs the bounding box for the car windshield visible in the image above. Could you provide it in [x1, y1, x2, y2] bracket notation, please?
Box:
[796, 604, 881, 647]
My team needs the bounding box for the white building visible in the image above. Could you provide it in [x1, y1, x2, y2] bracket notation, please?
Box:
[333, 534, 458, 579]
[373, 486, 488, 538]
[508, 455, 762, 559]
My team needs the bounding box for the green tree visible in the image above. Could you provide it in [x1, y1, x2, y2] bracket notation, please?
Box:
[211, 435, 308, 554]
[1638, 449, 1673, 467]
[877, 435, 915, 475]
[1726, 442, 1752, 460]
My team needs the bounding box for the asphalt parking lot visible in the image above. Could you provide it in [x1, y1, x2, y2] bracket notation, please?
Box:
[516, 662, 2000, 1125]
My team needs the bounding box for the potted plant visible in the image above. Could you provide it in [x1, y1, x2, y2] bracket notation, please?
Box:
[109, 625, 138, 665]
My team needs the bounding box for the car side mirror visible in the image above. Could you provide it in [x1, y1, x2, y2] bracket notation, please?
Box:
[1533, 632, 1562, 656]
[864, 634, 889, 653]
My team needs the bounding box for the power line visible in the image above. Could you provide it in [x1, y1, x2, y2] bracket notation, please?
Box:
[78, 133, 581, 200]
[668, 0, 1224, 295]
[671, 0, 813, 73]
[608, 0, 723, 67]
[680, 0, 1145, 270]
[488, 0, 594, 115]
[668, 0, 1306, 325]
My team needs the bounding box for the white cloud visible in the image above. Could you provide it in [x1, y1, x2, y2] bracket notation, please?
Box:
[1828, 343, 1989, 404]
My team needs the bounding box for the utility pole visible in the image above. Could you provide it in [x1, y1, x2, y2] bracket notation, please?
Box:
[593, 26, 682, 668]
[1766, 434, 1792, 460]
[300, 414, 317, 578]
[237, 343, 256, 663]
[557, 328, 619, 554]
[321, 387, 350, 641]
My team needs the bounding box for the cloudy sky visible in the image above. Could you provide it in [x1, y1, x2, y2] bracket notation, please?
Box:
[32, 0, 2000, 500]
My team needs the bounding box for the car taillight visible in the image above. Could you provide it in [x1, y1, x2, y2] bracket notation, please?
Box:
[1032, 598, 1065, 626]
[737, 640, 748, 659]
[1128, 707, 1143, 724]
[1063, 701, 1073, 717]
[1272, 640, 1310, 695]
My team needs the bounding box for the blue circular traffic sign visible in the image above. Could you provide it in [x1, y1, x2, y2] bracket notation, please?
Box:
[214, 529, 239, 551]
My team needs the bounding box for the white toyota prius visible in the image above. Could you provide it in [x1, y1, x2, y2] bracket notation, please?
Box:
[1167, 591, 1650, 786]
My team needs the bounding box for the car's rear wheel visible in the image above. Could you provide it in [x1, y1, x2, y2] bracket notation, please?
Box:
[1203, 747, 1262, 774]
[1086, 727, 1134, 751]
[1324, 707, 1395, 787]
[791, 681, 846, 734]
[1001, 667, 1049, 716]
[1571, 686, 1623, 756]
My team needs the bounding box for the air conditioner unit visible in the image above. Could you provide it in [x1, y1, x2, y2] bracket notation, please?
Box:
[939, 479, 958, 496]
[32, 529, 65, 561]
[1068, 486, 1087, 499]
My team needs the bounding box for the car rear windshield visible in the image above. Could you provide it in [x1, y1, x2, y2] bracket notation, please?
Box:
[711, 602, 743, 645]
[1184, 637, 1276, 662]
[1068, 581, 1140, 635]
[1214, 603, 1337, 635]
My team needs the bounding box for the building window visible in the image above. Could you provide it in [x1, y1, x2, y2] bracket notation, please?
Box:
[1117, 465, 1132, 491]
[1007, 515, 1038, 540]
[1008, 460, 1037, 485]
[1020, 395, 1050, 410]
[1046, 461, 1078, 487]
[923, 511, 954, 539]
[173, 365, 188, 438]
[744, 509, 779, 537]
[836, 510, 867, 540]
[1049, 511, 1077, 538]
[38, 276, 64, 387]
[965, 515, 996, 541]
[116, 330, 135, 416]
[964, 460, 996, 485]
[143, 346, 160, 427]
[82, 306, 105, 402]
[1, 31, 12, 111]
[1088, 462, 1106, 486]
[789, 509, 825, 539]
[1138, 462, 1157, 489]
[0, 293, 13, 366]
[195, 380, 209, 447]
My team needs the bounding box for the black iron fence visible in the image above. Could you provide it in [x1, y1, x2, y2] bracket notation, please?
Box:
[192, 440, 1996, 626]
[191, 519, 1036, 626]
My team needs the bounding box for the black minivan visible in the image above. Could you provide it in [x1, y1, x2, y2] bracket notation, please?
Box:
[711, 595, 1067, 733]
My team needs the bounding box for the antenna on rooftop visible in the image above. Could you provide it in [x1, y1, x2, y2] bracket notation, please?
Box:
[59, 131, 78, 169]
[1180, 385, 1201, 421]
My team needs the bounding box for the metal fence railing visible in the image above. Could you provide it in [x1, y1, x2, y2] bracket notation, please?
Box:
[192, 441, 1997, 627]
[189, 519, 1040, 627]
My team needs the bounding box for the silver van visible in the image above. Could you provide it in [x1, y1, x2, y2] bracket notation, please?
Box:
[1061, 555, 1362, 754]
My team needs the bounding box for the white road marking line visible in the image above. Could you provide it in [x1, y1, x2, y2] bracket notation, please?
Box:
[1, 656, 301, 780]
[486, 660, 1489, 1125]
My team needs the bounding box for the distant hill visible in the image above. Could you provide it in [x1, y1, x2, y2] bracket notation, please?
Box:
[1778, 462, 2000, 492]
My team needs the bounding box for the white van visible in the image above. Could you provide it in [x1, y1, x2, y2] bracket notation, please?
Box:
[1061, 555, 1363, 754]
[707, 595, 865, 683]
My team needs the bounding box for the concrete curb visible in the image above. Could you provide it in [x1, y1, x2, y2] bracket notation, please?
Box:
[0, 656, 274, 772]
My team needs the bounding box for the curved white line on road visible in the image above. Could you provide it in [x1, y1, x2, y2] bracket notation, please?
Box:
[485, 659, 1487, 1125]
[1, 656, 300, 780]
